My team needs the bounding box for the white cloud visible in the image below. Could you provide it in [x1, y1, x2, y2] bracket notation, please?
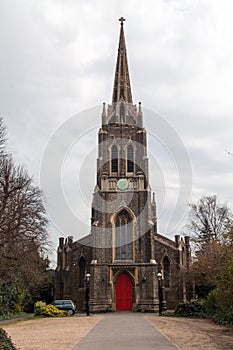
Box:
[1, 0, 233, 261]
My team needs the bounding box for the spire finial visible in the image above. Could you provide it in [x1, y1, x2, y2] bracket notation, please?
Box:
[138, 102, 142, 115]
[112, 17, 133, 104]
[102, 102, 106, 116]
[152, 192, 156, 204]
[119, 17, 126, 25]
[102, 102, 107, 125]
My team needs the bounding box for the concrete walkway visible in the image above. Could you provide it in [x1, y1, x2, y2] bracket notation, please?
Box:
[74, 312, 178, 350]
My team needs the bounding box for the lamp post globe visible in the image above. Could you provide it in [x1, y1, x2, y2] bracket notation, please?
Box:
[157, 272, 163, 316]
[86, 273, 91, 316]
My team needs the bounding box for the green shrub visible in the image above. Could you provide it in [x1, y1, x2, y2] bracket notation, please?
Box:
[15, 288, 32, 313]
[0, 328, 18, 350]
[0, 284, 18, 315]
[0, 284, 33, 316]
[204, 289, 218, 316]
[174, 300, 207, 318]
[205, 288, 233, 325]
[212, 307, 233, 326]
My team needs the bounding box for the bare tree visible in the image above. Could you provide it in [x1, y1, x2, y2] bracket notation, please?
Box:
[186, 195, 233, 247]
[185, 195, 233, 308]
[0, 157, 48, 244]
[0, 117, 6, 155]
[0, 118, 49, 295]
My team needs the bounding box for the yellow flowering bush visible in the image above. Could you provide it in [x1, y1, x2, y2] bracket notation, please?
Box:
[43, 304, 66, 317]
[34, 301, 46, 316]
[34, 301, 66, 317]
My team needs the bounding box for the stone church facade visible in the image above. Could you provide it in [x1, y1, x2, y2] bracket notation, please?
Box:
[55, 18, 193, 312]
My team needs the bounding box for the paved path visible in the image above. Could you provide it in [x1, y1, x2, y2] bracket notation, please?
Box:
[0, 313, 34, 325]
[74, 312, 178, 350]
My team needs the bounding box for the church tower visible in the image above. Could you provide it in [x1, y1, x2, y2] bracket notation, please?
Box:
[55, 18, 193, 313]
[89, 17, 159, 312]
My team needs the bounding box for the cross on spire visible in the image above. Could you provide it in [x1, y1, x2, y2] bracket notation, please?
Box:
[119, 17, 126, 25]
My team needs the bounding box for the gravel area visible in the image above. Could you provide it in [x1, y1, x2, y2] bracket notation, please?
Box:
[146, 316, 233, 350]
[2, 314, 233, 350]
[3, 316, 103, 350]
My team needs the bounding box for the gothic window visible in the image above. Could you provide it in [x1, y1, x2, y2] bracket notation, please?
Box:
[163, 256, 171, 288]
[120, 103, 125, 123]
[111, 145, 118, 173]
[127, 145, 134, 173]
[109, 115, 117, 124]
[79, 258, 85, 288]
[127, 115, 134, 125]
[115, 210, 132, 260]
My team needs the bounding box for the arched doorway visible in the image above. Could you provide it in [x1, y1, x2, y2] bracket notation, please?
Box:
[116, 274, 133, 311]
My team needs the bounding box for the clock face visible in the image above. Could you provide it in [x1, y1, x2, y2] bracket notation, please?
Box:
[117, 179, 129, 191]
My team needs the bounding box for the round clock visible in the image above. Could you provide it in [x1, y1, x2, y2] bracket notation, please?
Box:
[117, 178, 129, 191]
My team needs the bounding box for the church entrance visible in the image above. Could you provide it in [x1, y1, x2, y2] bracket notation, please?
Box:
[116, 274, 133, 311]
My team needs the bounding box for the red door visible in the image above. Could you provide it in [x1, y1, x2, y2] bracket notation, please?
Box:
[116, 274, 133, 311]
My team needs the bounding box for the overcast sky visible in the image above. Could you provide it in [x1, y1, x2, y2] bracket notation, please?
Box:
[1, 0, 233, 265]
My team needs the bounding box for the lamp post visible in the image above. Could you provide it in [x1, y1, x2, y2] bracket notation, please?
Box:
[86, 273, 91, 316]
[157, 272, 163, 316]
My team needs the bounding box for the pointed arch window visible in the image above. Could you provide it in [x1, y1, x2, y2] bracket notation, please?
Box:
[127, 115, 134, 125]
[109, 115, 117, 124]
[163, 256, 171, 288]
[115, 210, 132, 260]
[111, 145, 118, 173]
[127, 145, 134, 173]
[120, 103, 125, 123]
[79, 258, 85, 288]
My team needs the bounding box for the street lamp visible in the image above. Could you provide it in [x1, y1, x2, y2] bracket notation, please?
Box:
[157, 272, 163, 316]
[86, 273, 91, 316]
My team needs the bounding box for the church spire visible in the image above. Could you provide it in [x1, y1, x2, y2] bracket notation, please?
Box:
[112, 17, 133, 104]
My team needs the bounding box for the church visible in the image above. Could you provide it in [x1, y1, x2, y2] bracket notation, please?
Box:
[55, 18, 193, 312]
